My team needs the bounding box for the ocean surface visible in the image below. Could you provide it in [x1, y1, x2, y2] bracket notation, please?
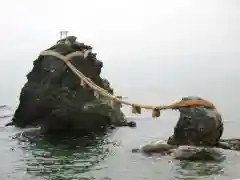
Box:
[1, 61, 240, 180]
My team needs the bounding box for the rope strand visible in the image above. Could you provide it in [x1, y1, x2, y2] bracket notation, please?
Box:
[39, 50, 216, 114]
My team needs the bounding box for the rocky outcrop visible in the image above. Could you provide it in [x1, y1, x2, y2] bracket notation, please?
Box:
[132, 96, 229, 161]
[167, 96, 223, 147]
[9, 36, 135, 134]
[133, 142, 225, 161]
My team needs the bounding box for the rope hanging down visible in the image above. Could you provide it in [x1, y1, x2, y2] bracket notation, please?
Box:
[39, 50, 216, 117]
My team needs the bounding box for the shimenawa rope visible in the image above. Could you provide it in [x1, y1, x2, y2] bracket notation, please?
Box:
[39, 50, 215, 117]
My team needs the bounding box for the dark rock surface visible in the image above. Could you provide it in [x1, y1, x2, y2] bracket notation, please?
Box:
[132, 96, 238, 161]
[10, 36, 134, 134]
[167, 96, 223, 147]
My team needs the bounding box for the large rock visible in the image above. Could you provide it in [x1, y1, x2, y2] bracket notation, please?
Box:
[10, 36, 134, 134]
[132, 96, 240, 160]
[168, 96, 223, 146]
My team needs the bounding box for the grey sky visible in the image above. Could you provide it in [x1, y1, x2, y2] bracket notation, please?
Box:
[0, 0, 239, 123]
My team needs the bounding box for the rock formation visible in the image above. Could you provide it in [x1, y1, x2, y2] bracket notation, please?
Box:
[133, 96, 240, 161]
[8, 36, 240, 160]
[9, 36, 135, 134]
[167, 96, 223, 147]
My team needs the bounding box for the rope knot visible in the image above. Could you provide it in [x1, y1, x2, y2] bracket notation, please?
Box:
[152, 108, 161, 118]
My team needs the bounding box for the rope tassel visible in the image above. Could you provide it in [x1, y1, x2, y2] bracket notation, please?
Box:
[80, 79, 88, 88]
[110, 99, 121, 109]
[110, 99, 114, 108]
[80, 79, 84, 86]
[152, 108, 161, 118]
[94, 91, 100, 99]
[132, 105, 141, 114]
[116, 96, 123, 107]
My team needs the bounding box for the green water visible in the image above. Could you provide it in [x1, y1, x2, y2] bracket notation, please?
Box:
[1, 105, 240, 180]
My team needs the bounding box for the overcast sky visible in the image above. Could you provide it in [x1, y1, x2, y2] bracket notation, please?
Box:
[0, 0, 239, 123]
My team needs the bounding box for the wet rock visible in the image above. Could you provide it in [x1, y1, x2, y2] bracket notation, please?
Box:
[10, 36, 134, 134]
[171, 146, 225, 161]
[218, 138, 240, 151]
[132, 141, 177, 155]
[127, 121, 137, 128]
[133, 96, 240, 160]
[141, 142, 176, 155]
[168, 96, 223, 147]
[134, 141, 224, 161]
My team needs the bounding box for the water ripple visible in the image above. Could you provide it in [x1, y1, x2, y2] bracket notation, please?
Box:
[11, 130, 113, 180]
[1, 108, 240, 179]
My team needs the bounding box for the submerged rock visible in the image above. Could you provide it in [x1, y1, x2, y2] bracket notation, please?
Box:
[171, 146, 224, 161]
[133, 141, 225, 161]
[10, 36, 134, 134]
[218, 138, 240, 151]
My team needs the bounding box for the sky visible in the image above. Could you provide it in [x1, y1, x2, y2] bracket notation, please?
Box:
[0, 0, 239, 126]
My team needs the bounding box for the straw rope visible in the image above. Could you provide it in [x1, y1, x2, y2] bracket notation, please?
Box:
[39, 50, 215, 116]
